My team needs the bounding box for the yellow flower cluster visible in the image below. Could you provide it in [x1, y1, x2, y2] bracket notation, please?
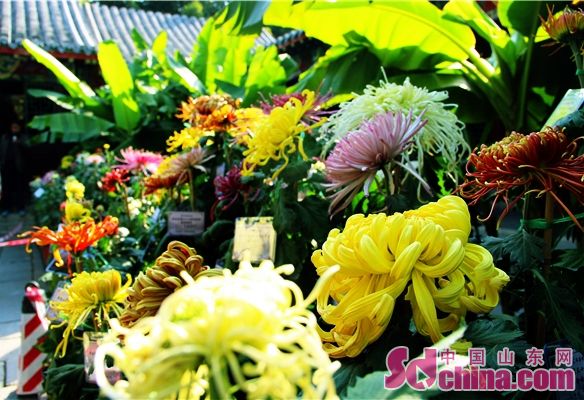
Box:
[51, 270, 131, 357]
[95, 261, 339, 400]
[311, 196, 509, 358]
[64, 176, 85, 201]
[242, 90, 318, 178]
[63, 200, 91, 224]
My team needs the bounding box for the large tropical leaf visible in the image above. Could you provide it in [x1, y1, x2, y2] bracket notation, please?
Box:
[191, 14, 256, 93]
[443, 0, 526, 75]
[28, 113, 115, 142]
[169, 56, 205, 94]
[264, 0, 476, 70]
[217, 1, 271, 35]
[27, 89, 80, 111]
[293, 44, 383, 94]
[242, 45, 287, 105]
[97, 41, 141, 134]
[22, 39, 99, 107]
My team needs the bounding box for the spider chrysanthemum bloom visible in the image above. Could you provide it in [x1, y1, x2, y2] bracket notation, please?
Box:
[325, 110, 429, 215]
[312, 196, 509, 358]
[116, 147, 164, 175]
[144, 148, 213, 194]
[51, 269, 131, 357]
[100, 168, 130, 193]
[22, 216, 119, 270]
[457, 127, 584, 227]
[322, 78, 469, 184]
[242, 90, 320, 178]
[260, 91, 331, 123]
[119, 241, 213, 327]
[212, 165, 257, 214]
[167, 94, 243, 152]
[541, 7, 584, 44]
[176, 94, 240, 126]
[95, 261, 340, 400]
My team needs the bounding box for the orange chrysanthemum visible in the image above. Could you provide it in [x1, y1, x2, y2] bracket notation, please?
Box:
[22, 216, 119, 273]
[458, 128, 584, 227]
[167, 94, 244, 152]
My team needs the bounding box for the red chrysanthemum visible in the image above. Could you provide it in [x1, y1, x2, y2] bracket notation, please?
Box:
[211, 165, 257, 216]
[100, 168, 130, 193]
[458, 127, 584, 227]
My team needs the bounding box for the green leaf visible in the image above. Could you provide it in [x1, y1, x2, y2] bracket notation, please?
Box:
[28, 113, 114, 142]
[553, 249, 584, 271]
[497, 0, 552, 36]
[242, 45, 287, 105]
[265, 0, 476, 70]
[294, 45, 382, 94]
[464, 317, 524, 346]
[22, 39, 99, 106]
[443, 0, 525, 74]
[279, 158, 310, 183]
[97, 41, 141, 134]
[27, 89, 79, 111]
[532, 269, 584, 351]
[217, 1, 271, 35]
[130, 28, 148, 52]
[169, 55, 205, 93]
[152, 31, 168, 65]
[483, 228, 544, 270]
[192, 15, 257, 93]
[302, 133, 322, 158]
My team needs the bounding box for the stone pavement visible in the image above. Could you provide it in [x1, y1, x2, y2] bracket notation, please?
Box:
[0, 213, 44, 400]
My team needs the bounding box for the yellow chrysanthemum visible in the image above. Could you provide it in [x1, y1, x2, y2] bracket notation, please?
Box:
[94, 261, 340, 400]
[51, 270, 131, 357]
[231, 107, 264, 144]
[242, 90, 320, 178]
[311, 195, 509, 358]
[166, 127, 209, 152]
[64, 200, 91, 224]
[64, 176, 85, 201]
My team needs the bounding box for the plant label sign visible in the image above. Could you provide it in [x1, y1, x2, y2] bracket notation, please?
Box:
[167, 211, 205, 236]
[232, 217, 277, 262]
[46, 281, 68, 321]
[543, 88, 584, 129]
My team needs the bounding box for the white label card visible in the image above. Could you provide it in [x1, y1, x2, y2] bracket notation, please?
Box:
[232, 217, 277, 262]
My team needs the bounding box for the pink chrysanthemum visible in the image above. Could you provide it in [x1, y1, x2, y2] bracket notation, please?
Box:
[325, 110, 429, 215]
[116, 147, 164, 175]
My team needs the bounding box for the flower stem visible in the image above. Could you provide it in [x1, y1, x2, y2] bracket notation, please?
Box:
[381, 167, 393, 210]
[569, 42, 584, 88]
[536, 191, 554, 346]
[73, 254, 83, 274]
[188, 169, 196, 212]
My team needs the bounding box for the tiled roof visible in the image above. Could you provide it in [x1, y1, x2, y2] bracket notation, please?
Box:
[0, 0, 276, 59]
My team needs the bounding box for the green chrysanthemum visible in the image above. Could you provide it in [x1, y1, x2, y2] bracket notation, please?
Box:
[322, 77, 469, 184]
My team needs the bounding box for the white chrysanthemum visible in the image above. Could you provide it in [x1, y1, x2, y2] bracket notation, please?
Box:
[322, 78, 469, 183]
[95, 261, 340, 400]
